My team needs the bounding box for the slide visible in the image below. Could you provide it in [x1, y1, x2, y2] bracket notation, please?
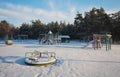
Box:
[82, 40, 94, 48]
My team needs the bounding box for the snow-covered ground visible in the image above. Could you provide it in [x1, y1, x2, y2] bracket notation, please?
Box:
[0, 40, 120, 77]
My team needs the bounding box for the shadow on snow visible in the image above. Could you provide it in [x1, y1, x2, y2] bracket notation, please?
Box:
[0, 56, 26, 66]
[0, 56, 64, 67]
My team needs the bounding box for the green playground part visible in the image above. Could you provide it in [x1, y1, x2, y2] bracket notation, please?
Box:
[106, 33, 108, 51]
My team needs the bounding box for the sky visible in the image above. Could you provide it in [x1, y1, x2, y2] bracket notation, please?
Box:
[0, 0, 120, 27]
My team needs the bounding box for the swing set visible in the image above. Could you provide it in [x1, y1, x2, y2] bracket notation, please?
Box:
[92, 33, 112, 51]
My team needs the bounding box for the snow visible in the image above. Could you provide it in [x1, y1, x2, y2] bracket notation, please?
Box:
[0, 40, 120, 77]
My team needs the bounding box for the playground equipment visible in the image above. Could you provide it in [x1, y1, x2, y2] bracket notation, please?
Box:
[39, 34, 46, 44]
[92, 33, 112, 51]
[39, 31, 70, 45]
[17, 35, 28, 40]
[25, 50, 56, 66]
[60, 35, 70, 43]
[54, 34, 61, 44]
[39, 31, 61, 45]
[39, 31, 54, 45]
[16, 35, 28, 43]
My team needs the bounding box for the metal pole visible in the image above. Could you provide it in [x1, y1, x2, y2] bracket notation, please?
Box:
[106, 33, 108, 51]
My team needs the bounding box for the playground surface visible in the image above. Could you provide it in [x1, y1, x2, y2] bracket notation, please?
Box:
[0, 40, 120, 77]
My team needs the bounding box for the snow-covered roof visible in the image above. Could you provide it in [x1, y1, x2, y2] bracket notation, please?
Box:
[60, 35, 70, 38]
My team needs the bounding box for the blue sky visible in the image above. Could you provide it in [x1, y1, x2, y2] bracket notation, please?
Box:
[0, 0, 120, 27]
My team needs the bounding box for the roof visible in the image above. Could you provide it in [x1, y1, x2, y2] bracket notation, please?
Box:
[60, 35, 70, 38]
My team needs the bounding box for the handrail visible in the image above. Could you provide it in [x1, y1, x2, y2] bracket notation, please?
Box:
[25, 51, 56, 59]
